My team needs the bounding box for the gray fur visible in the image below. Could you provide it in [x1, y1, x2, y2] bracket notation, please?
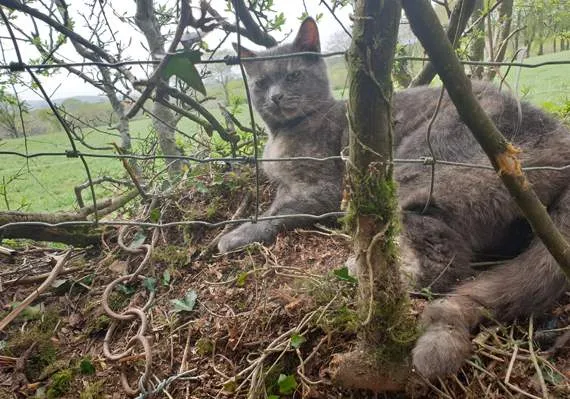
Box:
[217, 18, 570, 379]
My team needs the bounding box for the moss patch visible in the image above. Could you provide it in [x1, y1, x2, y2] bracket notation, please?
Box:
[47, 369, 73, 398]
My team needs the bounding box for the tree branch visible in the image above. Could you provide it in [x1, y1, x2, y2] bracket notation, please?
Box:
[487, 0, 514, 80]
[2, 1, 117, 64]
[410, 0, 477, 87]
[230, 0, 277, 47]
[163, 85, 238, 146]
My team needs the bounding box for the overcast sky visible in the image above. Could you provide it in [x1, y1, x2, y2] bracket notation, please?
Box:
[4, 0, 353, 101]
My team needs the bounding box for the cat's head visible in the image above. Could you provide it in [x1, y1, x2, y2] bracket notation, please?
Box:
[233, 18, 333, 129]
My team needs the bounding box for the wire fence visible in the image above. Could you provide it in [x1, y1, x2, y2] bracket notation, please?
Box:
[0, 5, 569, 228]
[2, 1, 570, 396]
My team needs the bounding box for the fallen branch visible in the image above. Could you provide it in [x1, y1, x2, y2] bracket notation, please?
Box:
[0, 189, 139, 246]
[74, 176, 132, 208]
[0, 250, 71, 331]
[0, 245, 16, 257]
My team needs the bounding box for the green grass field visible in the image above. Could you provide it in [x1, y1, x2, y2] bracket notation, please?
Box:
[2, 50, 570, 212]
[0, 118, 156, 211]
[503, 50, 570, 105]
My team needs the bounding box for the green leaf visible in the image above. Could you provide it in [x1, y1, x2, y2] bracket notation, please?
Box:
[290, 333, 306, 349]
[162, 50, 206, 96]
[420, 287, 434, 301]
[143, 277, 157, 293]
[267, 396, 280, 399]
[171, 289, 198, 313]
[162, 270, 171, 286]
[277, 374, 297, 395]
[333, 267, 358, 284]
[195, 181, 209, 194]
[222, 378, 237, 394]
[118, 284, 136, 295]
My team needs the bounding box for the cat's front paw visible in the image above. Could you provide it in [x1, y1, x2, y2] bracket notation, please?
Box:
[217, 222, 277, 253]
[217, 229, 252, 253]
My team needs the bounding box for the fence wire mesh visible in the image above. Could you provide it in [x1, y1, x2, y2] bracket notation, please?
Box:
[2, 1, 570, 396]
[2, 51, 570, 230]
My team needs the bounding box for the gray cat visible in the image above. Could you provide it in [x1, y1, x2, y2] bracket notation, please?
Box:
[218, 18, 570, 379]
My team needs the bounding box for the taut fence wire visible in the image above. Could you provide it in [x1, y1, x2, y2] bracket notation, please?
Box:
[4, 53, 570, 70]
[2, 2, 570, 396]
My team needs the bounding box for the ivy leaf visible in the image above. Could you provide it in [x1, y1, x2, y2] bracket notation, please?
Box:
[333, 267, 358, 284]
[290, 333, 306, 349]
[277, 374, 297, 395]
[162, 50, 206, 96]
[118, 283, 136, 295]
[195, 181, 209, 194]
[171, 289, 198, 313]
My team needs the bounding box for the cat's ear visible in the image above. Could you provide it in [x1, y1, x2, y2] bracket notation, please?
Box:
[232, 42, 257, 58]
[293, 17, 320, 53]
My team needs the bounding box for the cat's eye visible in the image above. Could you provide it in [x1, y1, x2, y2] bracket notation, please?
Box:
[286, 71, 302, 81]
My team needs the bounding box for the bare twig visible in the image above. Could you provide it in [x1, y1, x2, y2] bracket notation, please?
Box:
[529, 315, 549, 398]
[3, 266, 84, 287]
[0, 250, 71, 331]
[0, 245, 16, 257]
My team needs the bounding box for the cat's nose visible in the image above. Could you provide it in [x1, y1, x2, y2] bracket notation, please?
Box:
[271, 93, 283, 104]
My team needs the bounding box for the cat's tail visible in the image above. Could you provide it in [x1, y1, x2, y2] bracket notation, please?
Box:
[412, 190, 570, 379]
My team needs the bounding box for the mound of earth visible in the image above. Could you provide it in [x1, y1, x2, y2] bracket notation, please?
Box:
[2, 169, 570, 398]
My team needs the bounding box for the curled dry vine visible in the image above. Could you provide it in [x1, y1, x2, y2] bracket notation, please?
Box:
[101, 224, 158, 395]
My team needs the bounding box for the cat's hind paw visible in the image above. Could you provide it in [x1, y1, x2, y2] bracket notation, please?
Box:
[412, 322, 471, 379]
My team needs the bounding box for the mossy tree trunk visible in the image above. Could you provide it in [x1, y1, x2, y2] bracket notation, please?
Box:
[329, 0, 415, 392]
